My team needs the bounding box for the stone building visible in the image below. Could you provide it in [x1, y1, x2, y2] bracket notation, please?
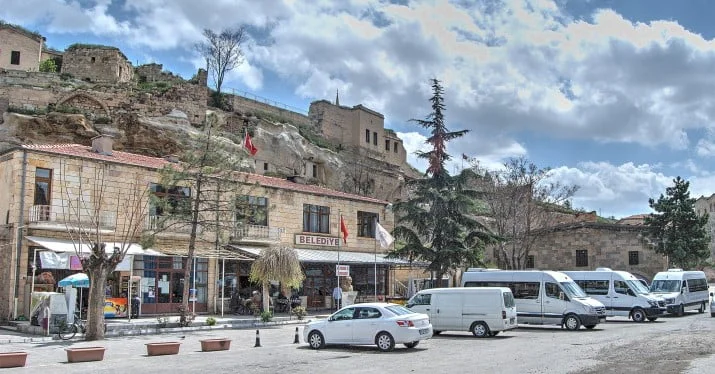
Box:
[61, 44, 133, 83]
[694, 194, 715, 260]
[0, 137, 405, 320]
[0, 23, 44, 71]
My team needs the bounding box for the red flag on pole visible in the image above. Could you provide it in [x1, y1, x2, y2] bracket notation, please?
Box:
[340, 215, 349, 244]
[244, 131, 258, 156]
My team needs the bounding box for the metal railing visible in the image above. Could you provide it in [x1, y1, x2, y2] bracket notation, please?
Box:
[232, 224, 284, 242]
[29, 205, 116, 229]
[146, 215, 197, 234]
[225, 87, 308, 115]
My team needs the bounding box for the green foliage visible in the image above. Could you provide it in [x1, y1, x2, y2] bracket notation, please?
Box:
[67, 43, 120, 51]
[260, 310, 273, 322]
[7, 106, 46, 115]
[644, 177, 711, 269]
[249, 246, 305, 290]
[156, 315, 169, 328]
[388, 79, 498, 280]
[138, 81, 173, 94]
[209, 91, 233, 111]
[94, 116, 111, 124]
[60, 72, 74, 81]
[39, 58, 57, 73]
[291, 306, 307, 320]
[205, 316, 217, 326]
[52, 105, 82, 114]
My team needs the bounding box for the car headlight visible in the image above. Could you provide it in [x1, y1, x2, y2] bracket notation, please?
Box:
[585, 305, 595, 314]
[665, 298, 675, 304]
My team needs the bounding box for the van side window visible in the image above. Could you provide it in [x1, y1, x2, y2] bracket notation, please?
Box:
[512, 282, 540, 299]
[614, 280, 629, 295]
[545, 283, 560, 299]
[688, 278, 708, 292]
[575, 280, 609, 295]
[412, 294, 431, 305]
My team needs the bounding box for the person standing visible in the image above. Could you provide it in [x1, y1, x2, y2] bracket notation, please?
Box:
[332, 285, 343, 310]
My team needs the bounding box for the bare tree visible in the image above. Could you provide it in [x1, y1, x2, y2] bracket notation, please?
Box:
[195, 26, 247, 95]
[341, 162, 375, 197]
[471, 157, 578, 270]
[59, 160, 150, 340]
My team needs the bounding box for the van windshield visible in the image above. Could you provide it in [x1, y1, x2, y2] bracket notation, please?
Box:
[560, 281, 587, 298]
[650, 280, 681, 293]
[503, 292, 515, 308]
[627, 280, 650, 295]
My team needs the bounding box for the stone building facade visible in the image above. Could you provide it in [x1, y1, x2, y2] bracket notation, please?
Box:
[694, 194, 715, 261]
[61, 45, 133, 83]
[0, 23, 44, 71]
[0, 140, 401, 320]
[491, 222, 668, 281]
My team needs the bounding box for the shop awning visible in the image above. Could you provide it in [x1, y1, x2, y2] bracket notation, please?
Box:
[159, 246, 254, 260]
[227, 245, 418, 266]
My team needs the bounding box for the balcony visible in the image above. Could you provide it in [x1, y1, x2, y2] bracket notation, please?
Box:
[146, 215, 199, 235]
[231, 224, 284, 244]
[29, 205, 116, 230]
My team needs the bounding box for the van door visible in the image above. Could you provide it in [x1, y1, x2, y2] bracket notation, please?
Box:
[543, 281, 570, 325]
[512, 281, 542, 324]
[612, 280, 634, 317]
[406, 293, 433, 318]
[433, 293, 463, 330]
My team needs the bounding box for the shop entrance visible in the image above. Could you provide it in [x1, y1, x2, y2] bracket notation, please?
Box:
[133, 255, 208, 315]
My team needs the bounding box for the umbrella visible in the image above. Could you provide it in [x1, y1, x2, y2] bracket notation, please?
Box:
[58, 273, 90, 288]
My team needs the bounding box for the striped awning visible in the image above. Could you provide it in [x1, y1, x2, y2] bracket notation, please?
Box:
[227, 245, 418, 266]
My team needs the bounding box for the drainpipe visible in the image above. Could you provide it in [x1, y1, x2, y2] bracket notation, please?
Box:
[14, 150, 28, 319]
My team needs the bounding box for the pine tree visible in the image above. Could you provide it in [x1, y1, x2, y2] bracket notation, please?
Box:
[388, 79, 496, 282]
[644, 177, 710, 269]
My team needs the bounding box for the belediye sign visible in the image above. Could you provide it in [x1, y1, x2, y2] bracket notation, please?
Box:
[295, 234, 340, 247]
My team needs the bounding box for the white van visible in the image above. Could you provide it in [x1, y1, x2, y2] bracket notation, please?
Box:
[563, 269, 666, 322]
[406, 287, 517, 338]
[461, 269, 606, 330]
[649, 269, 709, 316]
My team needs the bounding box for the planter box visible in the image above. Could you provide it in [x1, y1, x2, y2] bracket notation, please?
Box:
[0, 352, 28, 368]
[146, 342, 181, 356]
[65, 347, 106, 363]
[200, 338, 232, 352]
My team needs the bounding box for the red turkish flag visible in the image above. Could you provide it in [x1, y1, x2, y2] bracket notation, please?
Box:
[340, 215, 349, 244]
[244, 131, 258, 156]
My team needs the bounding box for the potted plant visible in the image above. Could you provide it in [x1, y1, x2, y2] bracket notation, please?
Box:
[291, 306, 307, 320]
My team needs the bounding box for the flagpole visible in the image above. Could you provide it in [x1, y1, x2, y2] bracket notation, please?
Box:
[337, 209, 341, 307]
[374, 218, 377, 300]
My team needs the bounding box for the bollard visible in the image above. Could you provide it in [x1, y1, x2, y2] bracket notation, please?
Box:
[254, 329, 262, 347]
[293, 327, 300, 344]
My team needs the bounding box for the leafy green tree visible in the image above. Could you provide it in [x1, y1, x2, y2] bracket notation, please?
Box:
[388, 79, 497, 283]
[644, 177, 710, 269]
[39, 58, 57, 73]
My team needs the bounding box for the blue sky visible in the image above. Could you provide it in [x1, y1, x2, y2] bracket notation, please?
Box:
[3, 0, 715, 219]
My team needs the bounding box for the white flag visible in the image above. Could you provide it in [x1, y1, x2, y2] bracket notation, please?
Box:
[375, 222, 395, 249]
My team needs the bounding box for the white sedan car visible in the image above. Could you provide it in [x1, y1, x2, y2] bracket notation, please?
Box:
[303, 302, 433, 352]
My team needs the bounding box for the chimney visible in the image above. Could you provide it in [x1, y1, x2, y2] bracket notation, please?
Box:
[91, 134, 114, 156]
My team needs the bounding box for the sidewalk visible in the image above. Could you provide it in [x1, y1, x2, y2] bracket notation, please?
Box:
[0, 309, 333, 343]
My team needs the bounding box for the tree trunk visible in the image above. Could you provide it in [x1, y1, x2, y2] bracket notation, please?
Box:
[85, 267, 107, 341]
[262, 283, 269, 314]
[181, 178, 202, 324]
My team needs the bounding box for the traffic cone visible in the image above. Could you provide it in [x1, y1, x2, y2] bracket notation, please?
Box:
[293, 327, 300, 344]
[254, 329, 262, 347]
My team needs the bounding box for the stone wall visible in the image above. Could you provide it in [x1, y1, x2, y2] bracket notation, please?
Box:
[498, 222, 668, 280]
[61, 46, 133, 83]
[0, 27, 42, 72]
[694, 194, 715, 261]
[135, 63, 186, 84]
[230, 93, 311, 128]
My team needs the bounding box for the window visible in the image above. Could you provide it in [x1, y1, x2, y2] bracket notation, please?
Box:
[34, 168, 52, 206]
[236, 195, 268, 226]
[91, 56, 96, 63]
[575, 250, 588, 267]
[263, 162, 268, 171]
[545, 282, 561, 299]
[512, 282, 540, 299]
[525, 255, 535, 269]
[688, 278, 708, 292]
[332, 307, 354, 321]
[385, 140, 390, 151]
[373, 132, 377, 145]
[303, 204, 330, 233]
[357, 211, 378, 238]
[355, 307, 382, 319]
[150, 183, 191, 216]
[410, 293, 431, 305]
[10, 51, 20, 65]
[393, 142, 398, 153]
[575, 280, 609, 295]
[365, 129, 370, 143]
[614, 280, 630, 295]
[628, 251, 639, 265]
[312, 164, 317, 178]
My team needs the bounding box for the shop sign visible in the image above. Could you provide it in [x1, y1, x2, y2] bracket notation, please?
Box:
[336, 265, 350, 277]
[295, 234, 340, 247]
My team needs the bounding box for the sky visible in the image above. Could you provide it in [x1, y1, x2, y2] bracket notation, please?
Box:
[3, 0, 715, 219]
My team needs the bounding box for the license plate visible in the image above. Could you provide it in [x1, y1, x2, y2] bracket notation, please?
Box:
[419, 328, 429, 335]
[509, 317, 515, 324]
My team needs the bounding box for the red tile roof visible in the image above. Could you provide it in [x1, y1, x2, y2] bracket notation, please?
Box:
[19, 144, 388, 205]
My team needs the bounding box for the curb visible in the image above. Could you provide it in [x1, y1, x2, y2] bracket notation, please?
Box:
[0, 336, 54, 344]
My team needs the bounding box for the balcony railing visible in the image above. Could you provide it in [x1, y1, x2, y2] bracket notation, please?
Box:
[29, 205, 116, 229]
[232, 224, 284, 242]
[146, 215, 198, 235]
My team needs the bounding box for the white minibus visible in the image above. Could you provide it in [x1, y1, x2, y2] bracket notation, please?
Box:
[461, 269, 606, 330]
[563, 269, 666, 322]
[649, 269, 709, 316]
[406, 287, 517, 337]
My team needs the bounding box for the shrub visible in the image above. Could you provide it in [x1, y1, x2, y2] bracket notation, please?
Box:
[206, 316, 217, 326]
[260, 310, 273, 323]
[291, 306, 307, 320]
[94, 116, 111, 124]
[39, 59, 57, 73]
[156, 315, 169, 328]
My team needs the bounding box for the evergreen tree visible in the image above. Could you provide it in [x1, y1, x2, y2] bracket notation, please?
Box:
[388, 79, 496, 282]
[644, 177, 710, 269]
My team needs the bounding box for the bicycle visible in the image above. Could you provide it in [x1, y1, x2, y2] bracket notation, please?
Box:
[58, 313, 86, 340]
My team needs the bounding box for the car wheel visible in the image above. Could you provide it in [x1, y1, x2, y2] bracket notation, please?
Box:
[698, 302, 705, 314]
[307, 330, 325, 350]
[375, 332, 395, 352]
[471, 322, 490, 338]
[404, 341, 419, 349]
[432, 330, 442, 336]
[564, 314, 581, 331]
[631, 307, 646, 323]
[647, 317, 658, 322]
[584, 325, 596, 330]
[677, 304, 685, 317]
[711, 312, 715, 317]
